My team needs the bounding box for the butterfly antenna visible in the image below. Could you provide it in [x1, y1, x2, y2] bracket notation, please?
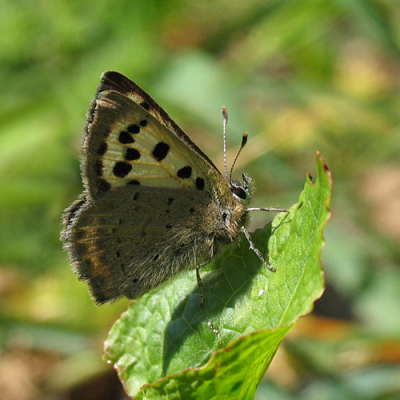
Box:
[222, 107, 229, 182]
[229, 133, 248, 183]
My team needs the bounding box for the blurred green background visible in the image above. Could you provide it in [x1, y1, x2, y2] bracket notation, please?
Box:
[1, 1, 400, 399]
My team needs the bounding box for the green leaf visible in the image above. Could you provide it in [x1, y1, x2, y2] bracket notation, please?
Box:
[104, 152, 332, 399]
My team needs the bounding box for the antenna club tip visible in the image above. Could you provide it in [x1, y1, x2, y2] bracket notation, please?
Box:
[222, 106, 228, 119]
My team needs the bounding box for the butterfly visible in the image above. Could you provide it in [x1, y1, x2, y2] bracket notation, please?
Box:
[61, 71, 286, 306]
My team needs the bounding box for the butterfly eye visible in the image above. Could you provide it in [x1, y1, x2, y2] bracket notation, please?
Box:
[231, 186, 247, 200]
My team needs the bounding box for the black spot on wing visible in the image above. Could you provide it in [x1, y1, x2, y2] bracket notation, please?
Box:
[113, 161, 132, 178]
[177, 166, 192, 179]
[125, 148, 140, 160]
[98, 179, 111, 192]
[97, 142, 108, 155]
[152, 142, 170, 161]
[196, 177, 205, 190]
[119, 131, 134, 144]
[127, 124, 140, 134]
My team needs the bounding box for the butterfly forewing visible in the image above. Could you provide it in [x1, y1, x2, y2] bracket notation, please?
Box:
[84, 89, 223, 199]
[96, 71, 219, 170]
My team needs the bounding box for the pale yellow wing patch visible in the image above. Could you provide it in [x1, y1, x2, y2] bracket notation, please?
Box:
[84, 90, 220, 197]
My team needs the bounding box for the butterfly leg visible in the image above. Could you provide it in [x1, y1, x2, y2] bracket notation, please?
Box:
[196, 260, 210, 308]
[240, 227, 276, 272]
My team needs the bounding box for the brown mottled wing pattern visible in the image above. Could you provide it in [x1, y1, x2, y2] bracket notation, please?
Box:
[64, 186, 217, 303]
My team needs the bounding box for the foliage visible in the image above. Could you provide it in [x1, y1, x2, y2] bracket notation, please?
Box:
[1, 1, 400, 399]
[104, 154, 331, 398]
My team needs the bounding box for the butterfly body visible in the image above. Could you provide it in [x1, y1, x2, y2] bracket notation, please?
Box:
[62, 71, 257, 304]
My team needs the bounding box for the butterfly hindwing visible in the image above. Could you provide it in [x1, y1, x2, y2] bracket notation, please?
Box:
[65, 186, 216, 303]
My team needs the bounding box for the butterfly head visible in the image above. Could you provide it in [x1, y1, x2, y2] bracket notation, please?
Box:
[230, 173, 254, 205]
[221, 109, 253, 206]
